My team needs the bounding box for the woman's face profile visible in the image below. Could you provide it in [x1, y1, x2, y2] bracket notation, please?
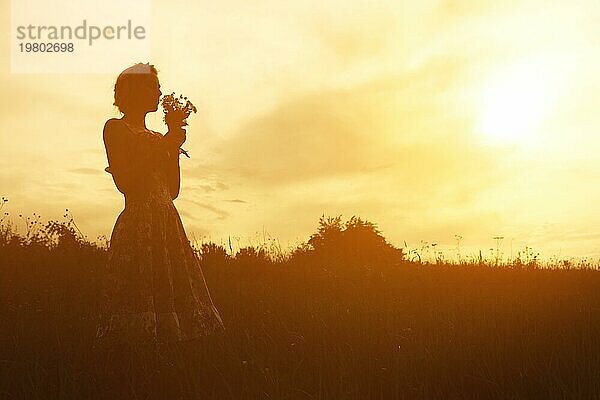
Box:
[143, 75, 162, 113]
[128, 74, 162, 114]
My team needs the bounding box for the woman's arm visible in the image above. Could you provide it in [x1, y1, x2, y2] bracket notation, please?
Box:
[103, 119, 134, 195]
[165, 147, 181, 200]
[162, 126, 186, 200]
[103, 119, 182, 196]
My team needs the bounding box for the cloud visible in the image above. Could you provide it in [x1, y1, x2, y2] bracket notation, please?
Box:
[310, 8, 397, 64]
[434, 0, 504, 20]
[178, 209, 200, 221]
[69, 168, 103, 175]
[181, 199, 229, 221]
[202, 54, 510, 213]
[180, 181, 229, 193]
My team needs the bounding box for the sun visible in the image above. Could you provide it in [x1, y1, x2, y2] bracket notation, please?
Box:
[477, 60, 554, 146]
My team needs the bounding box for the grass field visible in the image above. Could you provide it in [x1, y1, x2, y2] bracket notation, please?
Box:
[1, 214, 599, 399]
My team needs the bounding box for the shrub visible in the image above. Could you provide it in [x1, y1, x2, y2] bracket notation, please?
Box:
[303, 214, 405, 270]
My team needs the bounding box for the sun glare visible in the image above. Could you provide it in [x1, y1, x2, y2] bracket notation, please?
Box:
[477, 60, 555, 146]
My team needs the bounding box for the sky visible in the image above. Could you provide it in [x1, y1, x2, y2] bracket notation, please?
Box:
[1, 0, 599, 261]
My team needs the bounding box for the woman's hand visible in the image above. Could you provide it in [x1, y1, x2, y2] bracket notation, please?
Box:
[166, 126, 187, 148]
[165, 109, 189, 129]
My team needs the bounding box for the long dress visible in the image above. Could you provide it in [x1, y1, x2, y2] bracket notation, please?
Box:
[95, 119, 225, 348]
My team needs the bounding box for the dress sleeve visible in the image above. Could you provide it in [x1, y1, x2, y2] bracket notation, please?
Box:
[103, 119, 179, 195]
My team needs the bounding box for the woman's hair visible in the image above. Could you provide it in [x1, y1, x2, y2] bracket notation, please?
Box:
[113, 62, 158, 114]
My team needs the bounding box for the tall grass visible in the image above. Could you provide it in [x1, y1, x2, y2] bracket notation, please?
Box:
[1, 211, 599, 399]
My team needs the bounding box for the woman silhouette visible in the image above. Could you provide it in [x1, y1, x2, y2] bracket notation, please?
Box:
[96, 63, 225, 348]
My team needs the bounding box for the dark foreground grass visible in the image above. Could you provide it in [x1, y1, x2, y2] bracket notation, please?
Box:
[1, 217, 599, 399]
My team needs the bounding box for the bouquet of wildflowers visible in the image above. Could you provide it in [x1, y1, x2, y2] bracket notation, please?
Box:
[161, 92, 197, 158]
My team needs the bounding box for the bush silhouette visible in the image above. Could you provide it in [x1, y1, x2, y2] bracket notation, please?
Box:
[198, 242, 230, 268]
[235, 246, 270, 264]
[306, 214, 405, 269]
[236, 244, 270, 265]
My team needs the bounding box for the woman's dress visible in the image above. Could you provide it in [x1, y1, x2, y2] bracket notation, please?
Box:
[96, 119, 225, 347]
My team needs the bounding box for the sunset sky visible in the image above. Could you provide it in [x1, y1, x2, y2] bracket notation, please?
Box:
[1, 0, 599, 261]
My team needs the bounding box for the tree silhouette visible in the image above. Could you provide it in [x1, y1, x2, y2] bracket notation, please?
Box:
[306, 214, 404, 269]
[307, 215, 344, 251]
